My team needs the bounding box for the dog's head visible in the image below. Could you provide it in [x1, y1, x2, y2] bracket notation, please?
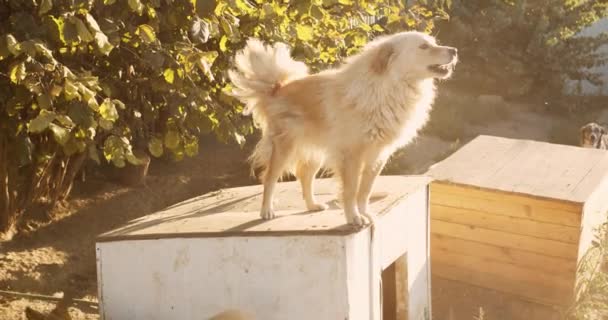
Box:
[580, 122, 606, 148]
[370, 31, 458, 80]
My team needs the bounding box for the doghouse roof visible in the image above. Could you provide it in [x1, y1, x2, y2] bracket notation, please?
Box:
[97, 176, 430, 242]
[426, 135, 608, 204]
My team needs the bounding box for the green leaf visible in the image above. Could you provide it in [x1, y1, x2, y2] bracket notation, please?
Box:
[125, 152, 143, 165]
[164, 130, 181, 150]
[104, 0, 116, 4]
[33, 41, 54, 61]
[296, 25, 314, 41]
[49, 123, 70, 145]
[63, 80, 80, 101]
[128, 0, 144, 14]
[163, 68, 175, 84]
[219, 17, 234, 37]
[219, 35, 228, 52]
[103, 135, 126, 167]
[197, 56, 215, 81]
[99, 99, 119, 121]
[191, 18, 210, 44]
[6, 34, 20, 55]
[136, 24, 156, 43]
[37, 93, 52, 110]
[56, 115, 75, 128]
[71, 17, 94, 42]
[94, 32, 114, 55]
[184, 136, 199, 157]
[99, 119, 114, 130]
[68, 103, 94, 127]
[85, 14, 102, 33]
[196, 0, 217, 18]
[148, 137, 164, 157]
[63, 19, 79, 44]
[38, 0, 53, 15]
[234, 132, 246, 146]
[9, 63, 26, 84]
[113, 99, 126, 110]
[28, 110, 57, 133]
[234, 0, 255, 14]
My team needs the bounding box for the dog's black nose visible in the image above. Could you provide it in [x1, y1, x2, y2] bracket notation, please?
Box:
[449, 47, 458, 57]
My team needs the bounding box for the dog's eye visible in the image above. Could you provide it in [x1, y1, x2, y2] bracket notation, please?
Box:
[419, 43, 430, 50]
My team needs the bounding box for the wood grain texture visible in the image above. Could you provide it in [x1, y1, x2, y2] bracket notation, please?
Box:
[431, 234, 576, 274]
[427, 135, 608, 203]
[431, 183, 583, 217]
[432, 249, 574, 290]
[431, 220, 579, 259]
[431, 204, 580, 243]
[433, 263, 573, 306]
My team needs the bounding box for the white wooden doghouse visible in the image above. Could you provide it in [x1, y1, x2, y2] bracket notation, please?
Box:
[96, 176, 432, 320]
[426, 135, 608, 306]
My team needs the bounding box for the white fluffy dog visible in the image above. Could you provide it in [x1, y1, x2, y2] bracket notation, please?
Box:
[229, 31, 457, 226]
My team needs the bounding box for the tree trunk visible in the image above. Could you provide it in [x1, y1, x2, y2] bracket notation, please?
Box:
[57, 152, 87, 201]
[0, 136, 14, 236]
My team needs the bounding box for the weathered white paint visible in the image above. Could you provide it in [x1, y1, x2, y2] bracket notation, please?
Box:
[96, 176, 431, 320]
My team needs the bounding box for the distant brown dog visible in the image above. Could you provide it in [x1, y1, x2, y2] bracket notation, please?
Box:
[580, 122, 608, 149]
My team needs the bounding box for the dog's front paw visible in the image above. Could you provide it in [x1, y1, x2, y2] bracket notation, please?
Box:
[347, 214, 368, 228]
[260, 207, 276, 220]
[361, 211, 376, 224]
[307, 203, 329, 212]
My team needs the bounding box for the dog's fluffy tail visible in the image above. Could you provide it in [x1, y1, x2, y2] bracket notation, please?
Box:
[228, 38, 308, 116]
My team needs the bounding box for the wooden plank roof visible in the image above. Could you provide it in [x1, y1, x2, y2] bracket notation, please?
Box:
[426, 135, 608, 203]
[97, 176, 430, 242]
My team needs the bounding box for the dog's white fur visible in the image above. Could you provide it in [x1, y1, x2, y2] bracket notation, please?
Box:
[229, 31, 457, 226]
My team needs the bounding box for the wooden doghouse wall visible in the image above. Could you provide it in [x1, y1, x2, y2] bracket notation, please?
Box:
[430, 182, 581, 305]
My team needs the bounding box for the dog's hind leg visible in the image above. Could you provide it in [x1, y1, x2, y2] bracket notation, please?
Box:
[295, 160, 328, 212]
[259, 138, 293, 220]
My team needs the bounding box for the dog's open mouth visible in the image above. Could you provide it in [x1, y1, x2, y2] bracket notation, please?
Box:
[428, 63, 455, 76]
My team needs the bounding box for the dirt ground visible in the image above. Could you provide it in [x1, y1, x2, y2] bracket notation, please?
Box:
[0, 93, 603, 319]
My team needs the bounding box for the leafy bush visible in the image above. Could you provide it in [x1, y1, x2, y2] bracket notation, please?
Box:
[438, 0, 608, 100]
[566, 220, 608, 320]
[0, 0, 446, 237]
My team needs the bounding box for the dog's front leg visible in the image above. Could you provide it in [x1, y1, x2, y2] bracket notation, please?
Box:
[357, 158, 387, 220]
[338, 155, 365, 226]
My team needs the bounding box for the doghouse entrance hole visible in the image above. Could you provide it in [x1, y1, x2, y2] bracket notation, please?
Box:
[382, 254, 408, 320]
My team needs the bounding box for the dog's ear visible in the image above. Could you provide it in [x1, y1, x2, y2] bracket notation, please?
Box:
[370, 43, 395, 74]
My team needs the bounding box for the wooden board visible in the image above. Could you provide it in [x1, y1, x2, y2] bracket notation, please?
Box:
[431, 204, 580, 243]
[426, 135, 608, 204]
[431, 183, 582, 226]
[433, 263, 572, 306]
[431, 234, 576, 274]
[97, 176, 430, 241]
[432, 250, 574, 292]
[431, 220, 579, 259]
